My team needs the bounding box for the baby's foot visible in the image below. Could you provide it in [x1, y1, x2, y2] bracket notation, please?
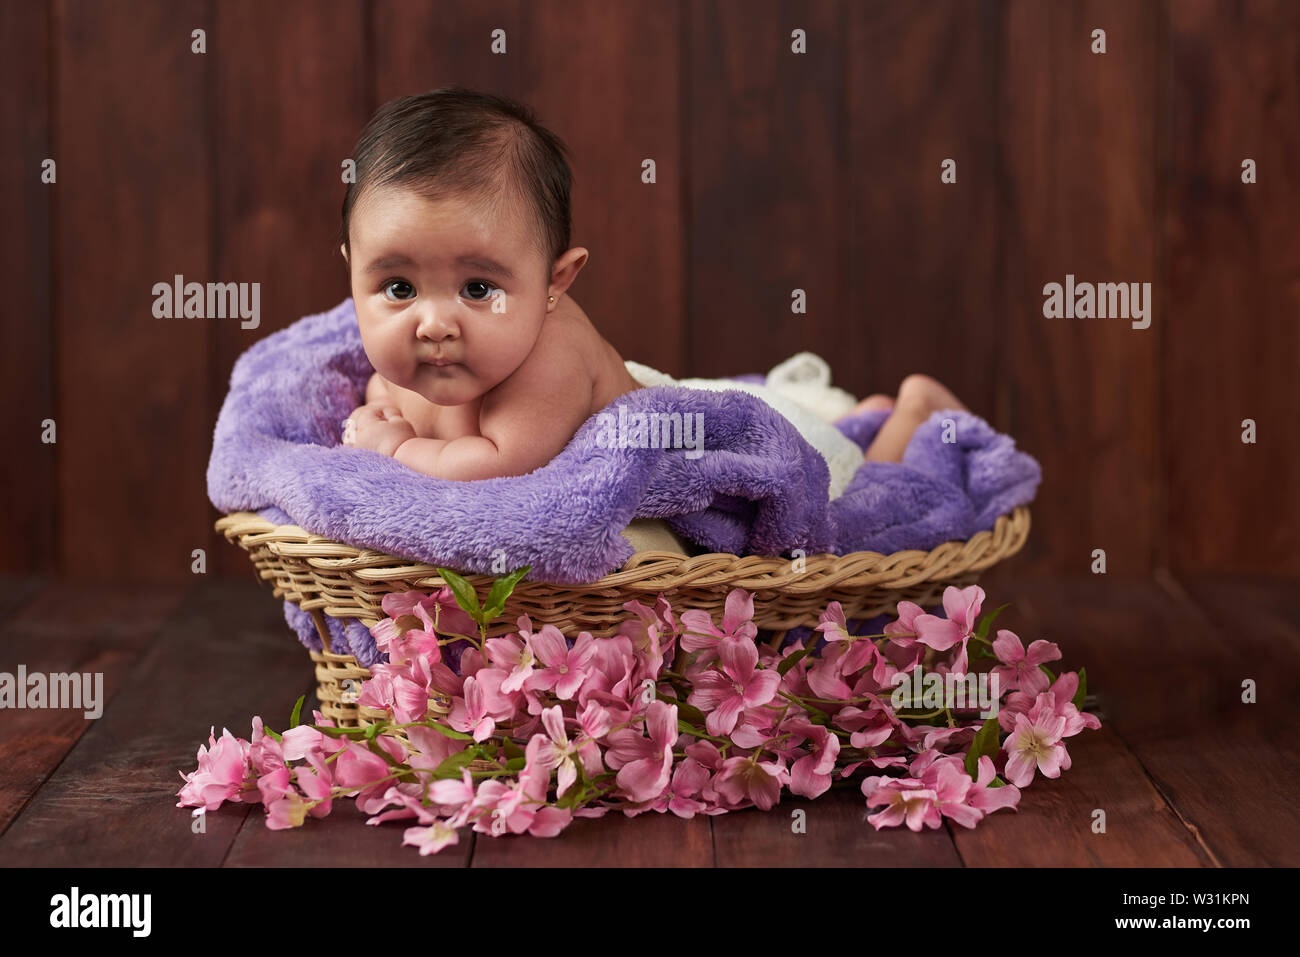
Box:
[841, 393, 895, 419]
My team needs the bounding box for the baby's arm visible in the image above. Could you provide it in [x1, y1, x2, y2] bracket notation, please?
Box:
[393, 344, 593, 481]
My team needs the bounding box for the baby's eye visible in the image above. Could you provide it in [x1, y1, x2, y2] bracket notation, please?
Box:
[381, 279, 415, 302]
[461, 279, 500, 302]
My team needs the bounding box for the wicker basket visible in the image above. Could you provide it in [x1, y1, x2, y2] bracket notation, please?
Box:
[216, 506, 1031, 727]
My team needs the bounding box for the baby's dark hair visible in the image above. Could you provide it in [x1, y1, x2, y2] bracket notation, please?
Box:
[340, 86, 573, 273]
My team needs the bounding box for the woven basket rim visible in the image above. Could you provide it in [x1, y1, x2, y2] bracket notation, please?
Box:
[215, 505, 1031, 590]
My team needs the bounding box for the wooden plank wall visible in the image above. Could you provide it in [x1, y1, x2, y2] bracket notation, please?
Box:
[0, 0, 1294, 583]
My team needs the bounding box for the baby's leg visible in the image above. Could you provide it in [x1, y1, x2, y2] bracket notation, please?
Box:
[862, 375, 968, 462]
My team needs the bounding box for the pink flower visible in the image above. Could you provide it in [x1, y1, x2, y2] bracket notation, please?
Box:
[913, 757, 984, 828]
[333, 740, 397, 813]
[862, 776, 939, 831]
[887, 586, 984, 676]
[402, 724, 465, 786]
[606, 700, 678, 802]
[447, 669, 515, 742]
[380, 587, 477, 640]
[403, 821, 461, 856]
[785, 718, 841, 799]
[531, 706, 592, 797]
[524, 628, 596, 700]
[966, 755, 1021, 815]
[470, 741, 552, 837]
[833, 700, 899, 749]
[647, 758, 711, 818]
[815, 602, 882, 678]
[366, 785, 440, 826]
[1003, 706, 1069, 787]
[805, 641, 855, 700]
[678, 589, 758, 658]
[176, 726, 257, 811]
[687, 637, 782, 736]
[714, 756, 787, 811]
[428, 768, 476, 809]
[576, 634, 637, 706]
[526, 806, 573, 838]
[265, 790, 311, 830]
[991, 629, 1061, 695]
[998, 673, 1100, 736]
[280, 723, 326, 762]
[618, 595, 678, 682]
[485, 623, 537, 694]
[295, 750, 335, 818]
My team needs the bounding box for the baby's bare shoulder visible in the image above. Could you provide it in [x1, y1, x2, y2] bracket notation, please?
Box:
[475, 302, 599, 467]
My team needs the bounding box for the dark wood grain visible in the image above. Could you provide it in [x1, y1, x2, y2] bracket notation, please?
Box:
[0, 580, 310, 866]
[950, 724, 1210, 867]
[209, 0, 368, 578]
[54, 0, 213, 581]
[225, 794, 473, 868]
[944, 583, 1210, 866]
[688, 0, 848, 381]
[0, 0, 55, 576]
[846, 0, 1002, 421]
[1012, 576, 1300, 866]
[711, 783, 963, 867]
[1162, 0, 1300, 576]
[470, 804, 713, 868]
[999, 0, 1161, 578]
[530, 0, 686, 378]
[0, 581, 191, 836]
[0, 576, 43, 620]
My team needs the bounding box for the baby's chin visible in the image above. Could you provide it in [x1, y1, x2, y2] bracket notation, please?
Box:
[411, 363, 484, 405]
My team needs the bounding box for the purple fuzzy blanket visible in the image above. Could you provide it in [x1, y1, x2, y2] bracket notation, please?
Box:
[208, 299, 1039, 663]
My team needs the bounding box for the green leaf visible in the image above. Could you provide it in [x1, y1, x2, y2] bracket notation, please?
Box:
[1072, 667, 1087, 709]
[673, 701, 708, 728]
[503, 756, 526, 772]
[436, 567, 482, 622]
[1039, 664, 1057, 684]
[481, 565, 532, 622]
[289, 694, 305, 730]
[307, 723, 366, 738]
[964, 716, 1002, 778]
[417, 720, 475, 742]
[432, 748, 480, 779]
[777, 648, 810, 676]
[655, 686, 707, 722]
[975, 602, 1011, 640]
[366, 737, 404, 768]
[502, 737, 526, 761]
[262, 726, 282, 742]
[989, 775, 1007, 788]
[363, 721, 384, 739]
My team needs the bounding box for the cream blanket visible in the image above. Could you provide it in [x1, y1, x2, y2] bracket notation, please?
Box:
[624, 352, 865, 500]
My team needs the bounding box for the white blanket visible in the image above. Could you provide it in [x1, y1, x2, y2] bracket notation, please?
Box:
[624, 352, 865, 500]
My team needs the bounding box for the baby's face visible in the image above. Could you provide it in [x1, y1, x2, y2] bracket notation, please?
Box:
[345, 184, 550, 407]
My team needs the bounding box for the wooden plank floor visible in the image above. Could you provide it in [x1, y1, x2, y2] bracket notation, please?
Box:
[0, 568, 1295, 867]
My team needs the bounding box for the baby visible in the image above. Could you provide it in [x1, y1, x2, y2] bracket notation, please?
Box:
[340, 87, 968, 479]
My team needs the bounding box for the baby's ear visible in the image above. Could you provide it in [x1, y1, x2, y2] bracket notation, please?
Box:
[339, 243, 349, 263]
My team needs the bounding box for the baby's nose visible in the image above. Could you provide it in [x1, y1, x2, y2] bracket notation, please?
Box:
[416, 306, 457, 340]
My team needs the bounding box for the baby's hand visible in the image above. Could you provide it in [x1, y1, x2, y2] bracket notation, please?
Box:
[341, 402, 417, 458]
